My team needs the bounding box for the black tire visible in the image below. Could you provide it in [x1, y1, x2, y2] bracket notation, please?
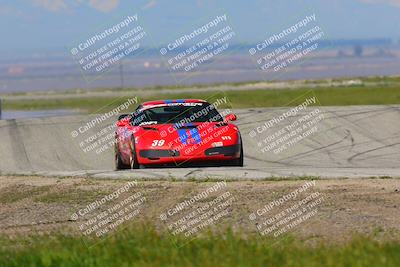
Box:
[227, 137, 244, 167]
[129, 137, 140, 169]
[115, 144, 129, 170]
[233, 142, 244, 167]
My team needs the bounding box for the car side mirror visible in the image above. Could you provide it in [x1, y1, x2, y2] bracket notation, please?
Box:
[116, 119, 129, 127]
[224, 113, 237, 122]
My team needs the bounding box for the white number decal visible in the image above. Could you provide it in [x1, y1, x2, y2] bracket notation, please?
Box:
[151, 139, 165, 147]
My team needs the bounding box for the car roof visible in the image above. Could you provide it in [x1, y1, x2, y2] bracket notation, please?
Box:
[141, 99, 208, 108]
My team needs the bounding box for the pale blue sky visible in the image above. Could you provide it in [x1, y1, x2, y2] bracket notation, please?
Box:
[0, 0, 399, 54]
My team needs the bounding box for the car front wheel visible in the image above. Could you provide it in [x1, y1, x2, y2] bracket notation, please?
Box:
[130, 137, 140, 169]
[115, 144, 129, 170]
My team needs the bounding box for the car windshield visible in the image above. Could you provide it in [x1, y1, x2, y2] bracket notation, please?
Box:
[130, 103, 223, 125]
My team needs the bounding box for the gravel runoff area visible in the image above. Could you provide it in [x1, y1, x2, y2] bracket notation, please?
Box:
[0, 175, 399, 244]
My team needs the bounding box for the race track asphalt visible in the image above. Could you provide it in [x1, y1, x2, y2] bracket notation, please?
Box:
[1, 106, 399, 179]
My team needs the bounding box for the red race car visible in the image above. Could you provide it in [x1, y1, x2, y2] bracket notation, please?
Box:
[114, 99, 243, 169]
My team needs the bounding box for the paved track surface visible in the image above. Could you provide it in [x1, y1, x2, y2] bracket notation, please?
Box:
[1, 106, 399, 179]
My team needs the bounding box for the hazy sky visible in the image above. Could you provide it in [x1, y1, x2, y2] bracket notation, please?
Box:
[1, 0, 400, 54]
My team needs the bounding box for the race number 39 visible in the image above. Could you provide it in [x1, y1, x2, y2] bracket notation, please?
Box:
[151, 139, 165, 146]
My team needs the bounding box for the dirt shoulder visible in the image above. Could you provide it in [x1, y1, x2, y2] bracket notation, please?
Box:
[0, 176, 399, 243]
